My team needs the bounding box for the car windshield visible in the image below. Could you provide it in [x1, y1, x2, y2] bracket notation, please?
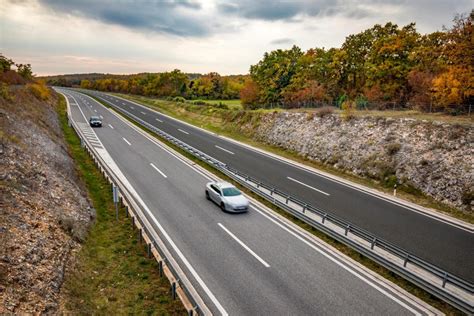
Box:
[222, 187, 241, 197]
[90, 116, 100, 121]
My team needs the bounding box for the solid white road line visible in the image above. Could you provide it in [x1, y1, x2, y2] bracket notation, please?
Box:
[178, 128, 189, 135]
[156, 118, 163, 123]
[215, 145, 235, 155]
[141, 111, 146, 115]
[287, 176, 330, 196]
[249, 204, 421, 315]
[150, 163, 168, 178]
[122, 137, 131, 146]
[108, 124, 114, 129]
[218, 223, 270, 268]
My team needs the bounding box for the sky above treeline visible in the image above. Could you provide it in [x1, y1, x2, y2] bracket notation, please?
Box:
[1, 0, 472, 76]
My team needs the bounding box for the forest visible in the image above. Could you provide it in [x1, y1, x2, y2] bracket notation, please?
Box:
[43, 11, 472, 113]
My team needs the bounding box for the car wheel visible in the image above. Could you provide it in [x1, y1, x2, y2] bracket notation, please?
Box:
[220, 203, 226, 212]
[205, 190, 210, 200]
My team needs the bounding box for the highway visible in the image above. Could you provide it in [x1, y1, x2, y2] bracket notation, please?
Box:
[81, 89, 474, 283]
[59, 88, 436, 315]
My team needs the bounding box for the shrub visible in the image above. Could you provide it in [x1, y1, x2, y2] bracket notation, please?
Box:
[0, 83, 12, 101]
[386, 143, 401, 155]
[173, 96, 186, 103]
[341, 100, 355, 121]
[461, 188, 473, 206]
[192, 100, 206, 105]
[355, 95, 368, 109]
[28, 81, 50, 100]
[212, 102, 228, 110]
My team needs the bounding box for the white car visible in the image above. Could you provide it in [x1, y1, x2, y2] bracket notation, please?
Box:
[205, 182, 249, 213]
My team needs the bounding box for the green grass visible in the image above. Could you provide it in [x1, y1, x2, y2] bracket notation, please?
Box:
[56, 95, 185, 314]
[194, 99, 242, 109]
[112, 92, 473, 224]
[89, 94, 462, 314]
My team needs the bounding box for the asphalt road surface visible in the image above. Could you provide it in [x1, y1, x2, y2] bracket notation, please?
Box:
[59, 88, 436, 315]
[80, 89, 474, 283]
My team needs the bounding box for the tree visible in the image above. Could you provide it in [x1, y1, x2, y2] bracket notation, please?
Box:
[0, 54, 14, 73]
[80, 79, 92, 89]
[250, 45, 303, 104]
[16, 63, 33, 80]
[240, 79, 260, 109]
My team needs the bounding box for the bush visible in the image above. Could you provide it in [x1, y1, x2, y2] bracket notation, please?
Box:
[386, 143, 401, 155]
[0, 83, 12, 101]
[28, 81, 50, 100]
[213, 102, 229, 110]
[355, 95, 368, 109]
[192, 100, 206, 105]
[172, 96, 186, 103]
[341, 100, 355, 121]
[461, 188, 473, 206]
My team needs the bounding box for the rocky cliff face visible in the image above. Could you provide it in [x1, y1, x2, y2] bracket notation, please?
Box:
[0, 87, 94, 313]
[243, 111, 473, 212]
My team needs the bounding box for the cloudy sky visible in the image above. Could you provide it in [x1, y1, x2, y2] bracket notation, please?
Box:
[1, 0, 472, 76]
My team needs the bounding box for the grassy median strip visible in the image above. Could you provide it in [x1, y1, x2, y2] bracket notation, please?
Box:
[57, 95, 185, 314]
[87, 93, 462, 314]
[113, 92, 472, 224]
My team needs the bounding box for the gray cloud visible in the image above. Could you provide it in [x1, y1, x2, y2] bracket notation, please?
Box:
[216, 0, 375, 21]
[270, 38, 294, 45]
[38, 0, 209, 37]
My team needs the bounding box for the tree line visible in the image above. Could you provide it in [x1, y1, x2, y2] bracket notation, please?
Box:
[242, 11, 473, 113]
[76, 71, 247, 100]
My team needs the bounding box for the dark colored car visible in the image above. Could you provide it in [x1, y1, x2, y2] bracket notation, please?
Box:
[89, 116, 102, 127]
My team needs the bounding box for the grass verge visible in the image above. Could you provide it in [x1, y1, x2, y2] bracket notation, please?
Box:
[113, 92, 472, 223]
[89, 94, 462, 314]
[56, 94, 185, 314]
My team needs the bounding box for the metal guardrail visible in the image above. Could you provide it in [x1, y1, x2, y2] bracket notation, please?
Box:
[65, 97, 207, 315]
[94, 94, 474, 314]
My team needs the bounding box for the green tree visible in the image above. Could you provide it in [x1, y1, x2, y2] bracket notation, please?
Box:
[0, 54, 14, 73]
[16, 63, 34, 80]
[250, 45, 303, 105]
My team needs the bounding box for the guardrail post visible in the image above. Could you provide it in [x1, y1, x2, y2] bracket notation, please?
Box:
[80, 137, 85, 148]
[257, 182, 260, 188]
[322, 214, 327, 224]
[403, 254, 409, 267]
[345, 225, 350, 236]
[158, 260, 163, 277]
[286, 196, 289, 204]
[371, 237, 377, 250]
[125, 206, 128, 218]
[171, 282, 177, 300]
[442, 273, 448, 288]
[147, 243, 152, 258]
[131, 216, 135, 229]
[270, 189, 274, 196]
[302, 205, 307, 213]
[138, 228, 142, 243]
[113, 185, 119, 221]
